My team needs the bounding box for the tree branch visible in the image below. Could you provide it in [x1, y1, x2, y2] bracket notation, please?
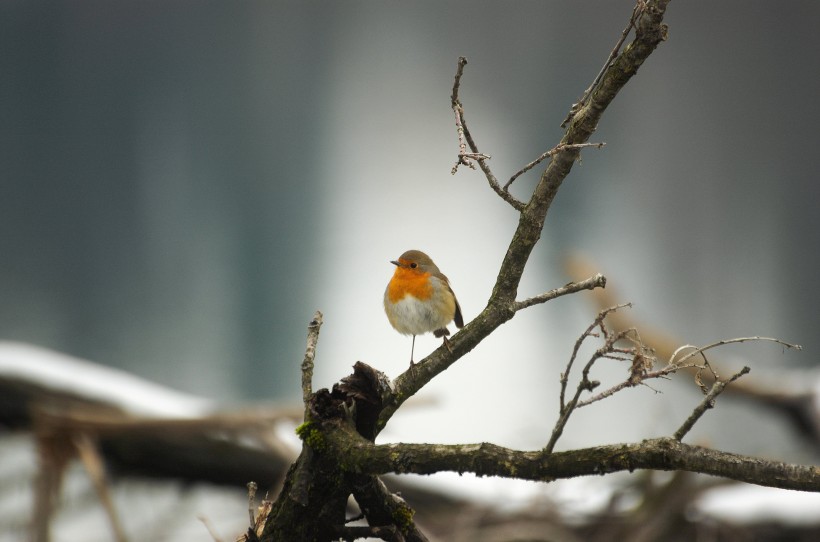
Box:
[561, 0, 647, 128]
[547, 304, 633, 453]
[326, 429, 820, 492]
[350, 476, 428, 542]
[488, 0, 671, 313]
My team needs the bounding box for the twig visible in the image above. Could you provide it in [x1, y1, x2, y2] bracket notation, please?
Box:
[561, 0, 645, 128]
[674, 366, 751, 441]
[504, 142, 606, 190]
[577, 336, 801, 408]
[328, 432, 820, 491]
[514, 273, 606, 312]
[301, 311, 324, 406]
[450, 57, 488, 171]
[558, 303, 630, 411]
[449, 57, 525, 211]
[576, 364, 681, 408]
[669, 337, 802, 368]
[74, 433, 129, 542]
[198, 515, 226, 542]
[547, 304, 632, 453]
[693, 354, 718, 395]
[451, 101, 490, 171]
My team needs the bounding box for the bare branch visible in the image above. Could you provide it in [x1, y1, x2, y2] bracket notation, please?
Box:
[514, 273, 606, 312]
[450, 57, 487, 171]
[487, 0, 672, 331]
[674, 366, 751, 441]
[504, 142, 606, 190]
[450, 61, 490, 174]
[669, 337, 802, 368]
[559, 304, 631, 410]
[325, 430, 820, 492]
[450, 57, 525, 211]
[546, 312, 788, 448]
[547, 304, 632, 453]
[576, 334, 802, 409]
[449, 57, 482, 172]
[350, 476, 428, 542]
[74, 433, 128, 542]
[301, 311, 324, 407]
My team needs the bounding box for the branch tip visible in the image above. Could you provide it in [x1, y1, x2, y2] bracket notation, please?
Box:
[505, 142, 606, 190]
[674, 366, 750, 441]
[514, 272, 607, 312]
[301, 310, 324, 407]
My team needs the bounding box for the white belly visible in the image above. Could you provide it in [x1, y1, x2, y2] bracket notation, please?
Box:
[384, 293, 453, 336]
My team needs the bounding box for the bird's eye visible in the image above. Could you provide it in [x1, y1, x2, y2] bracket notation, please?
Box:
[410, 262, 417, 269]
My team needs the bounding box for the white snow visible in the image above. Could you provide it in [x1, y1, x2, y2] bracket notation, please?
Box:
[0, 341, 213, 418]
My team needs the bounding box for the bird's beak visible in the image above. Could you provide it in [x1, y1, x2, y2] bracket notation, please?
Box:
[390, 260, 400, 267]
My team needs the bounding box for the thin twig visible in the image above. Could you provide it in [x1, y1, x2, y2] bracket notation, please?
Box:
[575, 359, 696, 407]
[547, 304, 632, 453]
[74, 433, 129, 542]
[669, 337, 802, 368]
[449, 57, 525, 211]
[674, 367, 751, 441]
[514, 273, 606, 312]
[301, 311, 324, 407]
[693, 353, 718, 395]
[578, 336, 801, 408]
[450, 57, 482, 171]
[198, 515, 226, 542]
[451, 100, 490, 171]
[559, 303, 630, 411]
[504, 142, 606, 190]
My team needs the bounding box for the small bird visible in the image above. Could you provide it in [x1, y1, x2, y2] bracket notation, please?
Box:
[384, 250, 464, 364]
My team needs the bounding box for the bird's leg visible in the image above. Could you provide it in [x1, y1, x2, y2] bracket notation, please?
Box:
[442, 335, 453, 353]
[410, 335, 417, 366]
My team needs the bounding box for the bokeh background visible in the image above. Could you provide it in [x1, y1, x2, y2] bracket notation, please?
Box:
[2, 0, 819, 522]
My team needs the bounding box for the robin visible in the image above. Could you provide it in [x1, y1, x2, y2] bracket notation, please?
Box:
[384, 249, 464, 364]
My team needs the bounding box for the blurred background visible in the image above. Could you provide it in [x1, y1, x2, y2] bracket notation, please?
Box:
[2, 1, 819, 540]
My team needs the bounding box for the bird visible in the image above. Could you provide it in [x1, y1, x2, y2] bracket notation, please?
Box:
[384, 249, 464, 364]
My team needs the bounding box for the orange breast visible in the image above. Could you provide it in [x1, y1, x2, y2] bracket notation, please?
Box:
[386, 267, 434, 303]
